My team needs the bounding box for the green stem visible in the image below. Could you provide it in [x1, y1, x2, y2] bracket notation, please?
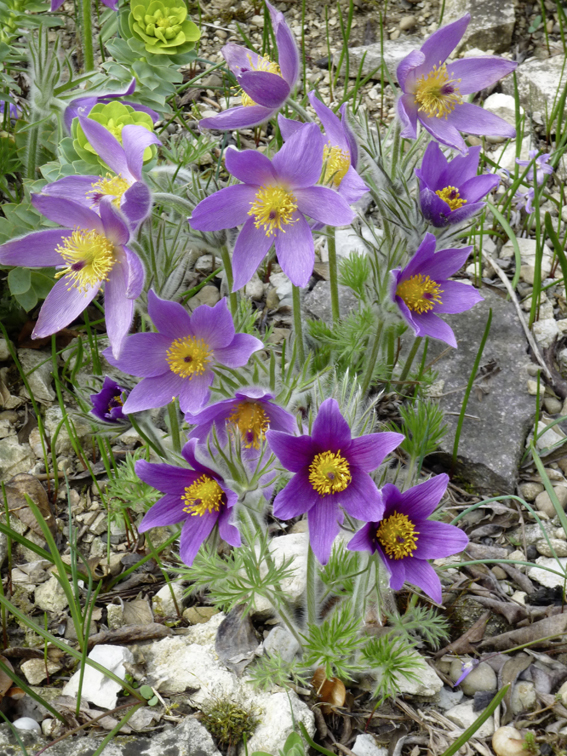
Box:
[81, 0, 94, 71]
[167, 401, 181, 455]
[286, 98, 314, 123]
[327, 225, 340, 324]
[306, 545, 318, 626]
[390, 120, 401, 177]
[26, 112, 40, 180]
[398, 336, 422, 384]
[292, 284, 306, 365]
[360, 318, 384, 395]
[351, 551, 370, 616]
[219, 245, 237, 316]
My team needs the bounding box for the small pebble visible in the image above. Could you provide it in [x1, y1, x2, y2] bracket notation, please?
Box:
[492, 727, 531, 756]
[13, 718, 41, 733]
[492, 566, 507, 580]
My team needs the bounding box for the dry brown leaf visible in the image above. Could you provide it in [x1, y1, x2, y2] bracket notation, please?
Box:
[479, 613, 567, 651]
[4, 473, 56, 539]
[0, 656, 15, 700]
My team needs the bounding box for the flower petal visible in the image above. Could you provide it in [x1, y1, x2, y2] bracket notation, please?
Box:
[435, 280, 483, 313]
[122, 372, 185, 413]
[294, 186, 354, 226]
[447, 57, 517, 95]
[416, 141, 447, 189]
[100, 197, 130, 246]
[191, 297, 235, 349]
[122, 124, 162, 181]
[274, 212, 314, 288]
[42, 176, 100, 207]
[136, 459, 195, 494]
[0, 230, 70, 267]
[272, 122, 324, 189]
[402, 557, 442, 603]
[411, 311, 457, 347]
[267, 430, 316, 472]
[338, 104, 358, 167]
[200, 105, 276, 131]
[147, 289, 192, 340]
[439, 145, 481, 187]
[419, 188, 453, 227]
[32, 277, 100, 339]
[424, 246, 471, 280]
[232, 217, 274, 291]
[402, 232, 437, 279]
[31, 194, 104, 233]
[419, 114, 467, 154]
[413, 520, 469, 560]
[218, 504, 242, 547]
[380, 549, 405, 590]
[103, 332, 171, 376]
[190, 185, 257, 231]
[177, 370, 214, 414]
[238, 71, 290, 109]
[278, 114, 305, 142]
[348, 432, 404, 472]
[312, 398, 352, 451]
[417, 14, 470, 75]
[396, 48, 425, 90]
[267, 0, 299, 87]
[338, 470, 384, 521]
[397, 94, 418, 139]
[393, 474, 449, 520]
[225, 147, 277, 186]
[265, 402, 297, 435]
[179, 511, 218, 566]
[347, 522, 377, 553]
[307, 500, 341, 565]
[273, 470, 319, 518]
[459, 173, 500, 204]
[105, 253, 134, 359]
[78, 115, 129, 177]
[339, 166, 369, 205]
[138, 493, 185, 530]
[121, 183, 152, 230]
[308, 92, 348, 151]
[222, 42, 263, 74]
[214, 332, 263, 367]
[446, 102, 516, 139]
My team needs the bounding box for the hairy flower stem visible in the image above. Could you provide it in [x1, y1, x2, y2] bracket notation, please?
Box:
[292, 284, 306, 365]
[351, 552, 370, 618]
[81, 0, 94, 71]
[398, 336, 422, 385]
[327, 225, 340, 324]
[219, 245, 238, 316]
[389, 121, 401, 178]
[360, 318, 384, 395]
[167, 401, 182, 455]
[25, 111, 40, 179]
[306, 544, 318, 626]
[286, 98, 314, 123]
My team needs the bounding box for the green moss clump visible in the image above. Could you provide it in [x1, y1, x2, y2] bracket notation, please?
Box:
[201, 699, 259, 749]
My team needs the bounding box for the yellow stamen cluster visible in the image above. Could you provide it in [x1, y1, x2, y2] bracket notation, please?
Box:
[166, 336, 212, 379]
[249, 185, 298, 236]
[415, 62, 463, 119]
[322, 144, 351, 188]
[376, 512, 419, 560]
[240, 54, 282, 107]
[89, 173, 130, 208]
[55, 229, 116, 293]
[396, 274, 443, 314]
[181, 474, 224, 516]
[435, 185, 467, 211]
[309, 450, 351, 496]
[228, 401, 269, 449]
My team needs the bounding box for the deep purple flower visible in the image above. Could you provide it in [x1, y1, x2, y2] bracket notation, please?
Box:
[396, 14, 516, 154]
[0, 196, 144, 358]
[391, 232, 482, 348]
[516, 149, 554, 186]
[187, 387, 296, 458]
[348, 475, 468, 603]
[136, 439, 241, 566]
[42, 118, 161, 231]
[190, 124, 354, 289]
[278, 92, 368, 206]
[104, 290, 263, 414]
[64, 78, 159, 133]
[416, 142, 499, 227]
[90, 376, 130, 423]
[266, 398, 403, 564]
[199, 1, 299, 131]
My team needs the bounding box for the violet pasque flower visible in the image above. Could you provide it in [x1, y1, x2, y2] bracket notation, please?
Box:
[348, 474, 469, 603]
[0, 100, 21, 121]
[187, 387, 296, 458]
[64, 78, 159, 133]
[136, 439, 241, 566]
[396, 14, 516, 153]
[191, 124, 354, 289]
[199, 1, 299, 130]
[0, 196, 144, 358]
[416, 142, 499, 227]
[105, 290, 263, 414]
[516, 149, 554, 186]
[90, 376, 129, 424]
[42, 118, 161, 231]
[267, 398, 403, 564]
[391, 232, 482, 348]
[514, 187, 535, 214]
[278, 92, 368, 205]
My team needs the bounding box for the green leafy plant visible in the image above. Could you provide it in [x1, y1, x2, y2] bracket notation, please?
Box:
[302, 604, 365, 681]
[361, 634, 423, 703]
[202, 699, 259, 748]
[386, 605, 449, 650]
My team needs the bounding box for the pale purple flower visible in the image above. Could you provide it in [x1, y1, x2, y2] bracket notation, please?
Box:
[190, 124, 354, 289]
[42, 118, 161, 231]
[266, 398, 403, 564]
[278, 91, 368, 206]
[0, 195, 144, 358]
[90, 376, 129, 424]
[199, 1, 299, 131]
[186, 387, 296, 459]
[64, 79, 159, 133]
[0, 100, 21, 121]
[136, 439, 241, 566]
[104, 290, 263, 414]
[397, 14, 517, 153]
[348, 475, 469, 603]
[453, 658, 480, 687]
[416, 141, 499, 227]
[391, 232, 482, 348]
[516, 149, 554, 186]
[514, 187, 535, 214]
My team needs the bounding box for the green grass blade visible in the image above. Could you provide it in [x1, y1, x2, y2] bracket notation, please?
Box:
[440, 685, 509, 756]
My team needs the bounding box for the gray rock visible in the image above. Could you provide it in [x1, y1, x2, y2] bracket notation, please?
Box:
[352, 734, 388, 756]
[333, 36, 419, 80]
[0, 437, 34, 478]
[62, 645, 134, 709]
[43, 406, 92, 455]
[12, 718, 41, 734]
[0, 338, 11, 361]
[152, 582, 185, 618]
[34, 576, 68, 614]
[17, 349, 55, 405]
[535, 538, 567, 557]
[510, 680, 536, 714]
[450, 659, 497, 696]
[528, 557, 567, 589]
[445, 701, 495, 737]
[427, 289, 535, 495]
[303, 281, 358, 323]
[502, 54, 567, 120]
[443, 0, 515, 52]
[434, 685, 464, 711]
[264, 625, 301, 663]
[535, 487, 567, 518]
[519, 482, 544, 501]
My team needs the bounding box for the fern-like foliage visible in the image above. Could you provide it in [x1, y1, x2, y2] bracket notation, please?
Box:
[105, 449, 160, 524]
[339, 251, 371, 300]
[247, 652, 309, 692]
[387, 399, 447, 460]
[302, 604, 365, 681]
[319, 542, 361, 598]
[361, 635, 423, 703]
[386, 606, 449, 650]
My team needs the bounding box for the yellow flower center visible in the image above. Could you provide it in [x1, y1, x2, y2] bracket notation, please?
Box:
[435, 185, 467, 211]
[322, 144, 351, 188]
[89, 173, 130, 208]
[414, 62, 463, 119]
[376, 512, 419, 559]
[166, 336, 212, 379]
[396, 274, 443, 314]
[181, 474, 224, 516]
[308, 450, 351, 496]
[249, 185, 298, 236]
[55, 229, 116, 292]
[240, 54, 282, 107]
[228, 401, 270, 449]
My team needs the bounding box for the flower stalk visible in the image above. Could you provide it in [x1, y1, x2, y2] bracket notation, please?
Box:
[292, 284, 305, 365]
[306, 544, 318, 626]
[327, 225, 340, 324]
[81, 0, 95, 71]
[398, 336, 422, 385]
[360, 318, 384, 395]
[219, 245, 238, 316]
[167, 401, 182, 455]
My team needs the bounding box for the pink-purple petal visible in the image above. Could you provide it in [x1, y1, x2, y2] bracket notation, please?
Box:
[402, 557, 443, 603]
[104, 254, 134, 359]
[138, 493, 186, 530]
[413, 520, 469, 560]
[338, 470, 384, 521]
[390, 474, 449, 520]
[274, 212, 314, 288]
[419, 114, 467, 154]
[417, 14, 469, 75]
[278, 114, 304, 142]
[121, 182, 152, 230]
[273, 470, 319, 519]
[396, 48, 425, 90]
[294, 186, 354, 226]
[397, 94, 418, 139]
[214, 332, 263, 367]
[435, 280, 483, 314]
[348, 432, 404, 472]
[190, 185, 257, 231]
[445, 102, 516, 139]
[401, 232, 437, 279]
[199, 105, 276, 131]
[179, 511, 218, 566]
[307, 500, 341, 565]
[147, 289, 193, 340]
[31, 194, 104, 233]
[100, 197, 130, 246]
[78, 116, 130, 178]
[32, 277, 100, 339]
[271, 123, 324, 189]
[42, 176, 100, 207]
[136, 459, 196, 494]
[104, 332, 171, 377]
[218, 504, 242, 548]
[447, 57, 517, 95]
[347, 521, 377, 553]
[267, 430, 316, 472]
[0, 230, 70, 267]
[191, 297, 235, 349]
[238, 71, 290, 109]
[122, 372, 185, 413]
[339, 166, 369, 205]
[459, 173, 500, 204]
[177, 370, 214, 414]
[122, 124, 162, 181]
[308, 92, 349, 151]
[421, 247, 471, 280]
[411, 310, 457, 347]
[232, 217, 274, 291]
[225, 148, 277, 186]
[267, 0, 299, 87]
[439, 144, 481, 187]
[222, 42, 263, 75]
[312, 398, 352, 451]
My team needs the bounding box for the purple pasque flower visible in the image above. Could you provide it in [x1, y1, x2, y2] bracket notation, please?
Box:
[516, 149, 554, 186]
[190, 124, 354, 289]
[0, 100, 21, 121]
[136, 438, 241, 566]
[514, 187, 535, 214]
[187, 387, 296, 458]
[416, 141, 499, 227]
[396, 14, 516, 154]
[266, 398, 404, 565]
[90, 376, 130, 424]
[0, 195, 144, 358]
[391, 232, 482, 348]
[64, 78, 159, 133]
[199, 1, 299, 131]
[42, 118, 161, 231]
[104, 290, 263, 415]
[278, 92, 368, 206]
[348, 474, 469, 603]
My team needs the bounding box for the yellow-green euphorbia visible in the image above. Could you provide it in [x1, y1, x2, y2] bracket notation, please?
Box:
[129, 0, 200, 56]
